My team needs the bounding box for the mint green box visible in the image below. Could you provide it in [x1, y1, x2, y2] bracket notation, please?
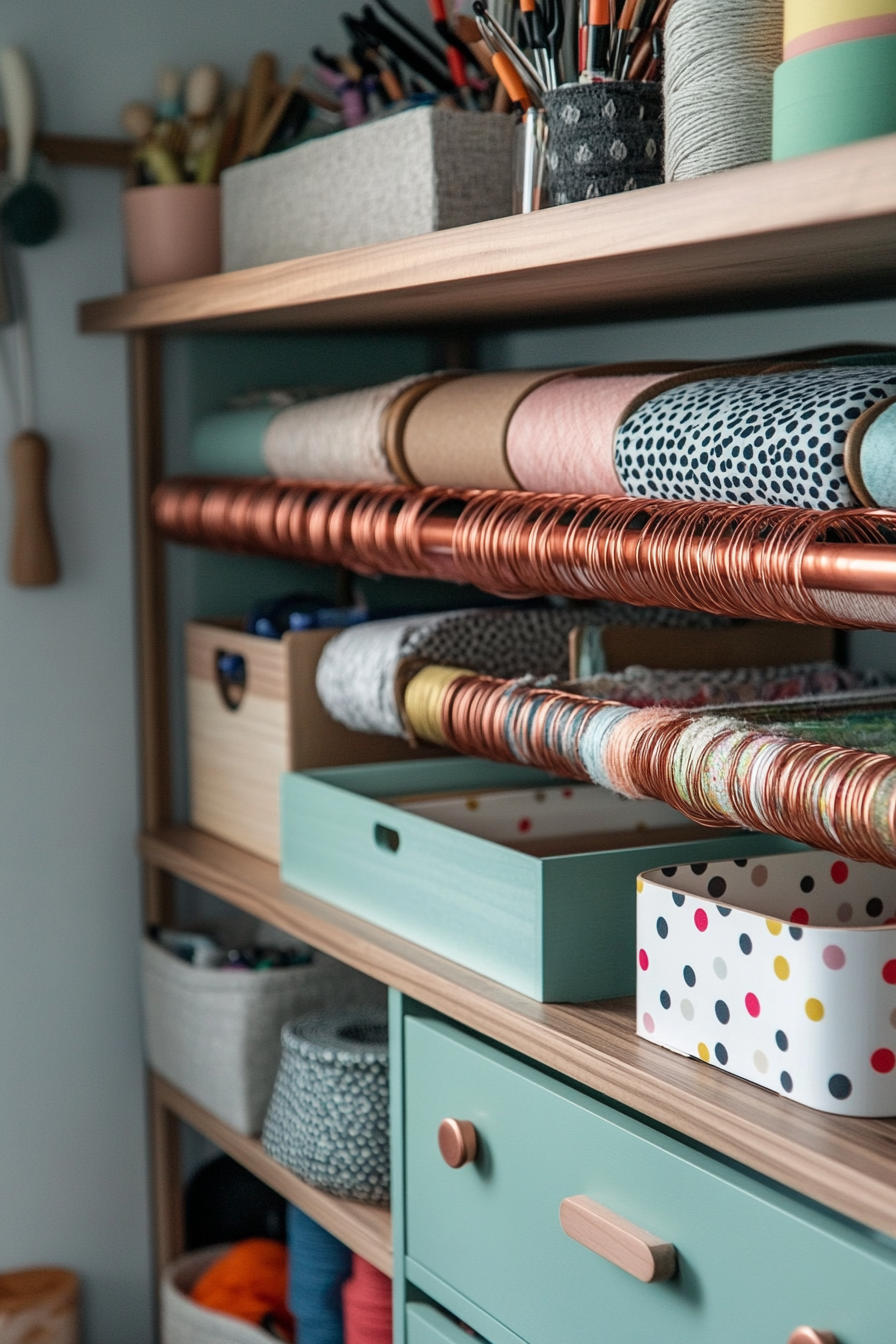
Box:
[280, 758, 799, 1002]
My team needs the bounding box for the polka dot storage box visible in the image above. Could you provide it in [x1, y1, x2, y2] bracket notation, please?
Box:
[636, 850, 896, 1116]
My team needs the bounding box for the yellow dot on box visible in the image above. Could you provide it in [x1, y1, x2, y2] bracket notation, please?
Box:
[465, 798, 479, 810]
[766, 918, 783, 936]
[698, 1042, 710, 1062]
[774, 955, 790, 981]
[637, 878, 644, 893]
[806, 997, 825, 1022]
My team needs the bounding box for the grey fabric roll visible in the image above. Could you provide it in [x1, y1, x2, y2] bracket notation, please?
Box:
[262, 1007, 390, 1206]
[545, 82, 663, 204]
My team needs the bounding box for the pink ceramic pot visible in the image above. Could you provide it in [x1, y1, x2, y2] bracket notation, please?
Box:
[122, 183, 221, 288]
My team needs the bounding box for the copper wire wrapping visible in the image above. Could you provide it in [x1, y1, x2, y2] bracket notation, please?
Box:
[152, 477, 896, 629]
[421, 672, 896, 865]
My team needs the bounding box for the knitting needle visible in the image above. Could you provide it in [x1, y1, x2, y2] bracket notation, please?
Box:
[371, 0, 451, 66]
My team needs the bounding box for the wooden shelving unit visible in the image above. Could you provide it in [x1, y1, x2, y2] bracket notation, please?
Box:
[81, 135, 896, 336]
[151, 1073, 392, 1276]
[143, 824, 896, 1244]
[81, 138, 896, 1320]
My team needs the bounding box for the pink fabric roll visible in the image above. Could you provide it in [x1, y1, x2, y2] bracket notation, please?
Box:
[341, 1255, 392, 1344]
[505, 373, 670, 496]
[784, 12, 896, 58]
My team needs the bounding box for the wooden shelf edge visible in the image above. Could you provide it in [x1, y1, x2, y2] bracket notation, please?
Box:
[151, 1072, 393, 1276]
[142, 824, 896, 1244]
[80, 136, 896, 335]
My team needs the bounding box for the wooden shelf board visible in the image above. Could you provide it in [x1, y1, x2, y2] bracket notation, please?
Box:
[82, 136, 896, 335]
[152, 1071, 392, 1276]
[143, 824, 896, 1245]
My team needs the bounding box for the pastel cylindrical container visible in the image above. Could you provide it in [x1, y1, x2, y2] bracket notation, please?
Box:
[773, 34, 896, 159]
[636, 849, 896, 1116]
[122, 183, 221, 288]
[784, 0, 896, 60]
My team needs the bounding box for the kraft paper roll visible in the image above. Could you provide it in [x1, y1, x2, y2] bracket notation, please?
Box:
[401, 370, 568, 490]
[506, 369, 682, 495]
[773, 35, 896, 160]
[381, 371, 467, 484]
[784, 0, 896, 57]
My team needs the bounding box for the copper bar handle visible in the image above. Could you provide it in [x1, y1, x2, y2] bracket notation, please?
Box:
[788, 1330, 838, 1344]
[559, 1196, 677, 1284]
[438, 1118, 478, 1169]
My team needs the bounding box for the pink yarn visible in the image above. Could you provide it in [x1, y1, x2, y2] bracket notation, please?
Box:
[342, 1255, 392, 1344]
[785, 13, 896, 60]
[505, 374, 669, 495]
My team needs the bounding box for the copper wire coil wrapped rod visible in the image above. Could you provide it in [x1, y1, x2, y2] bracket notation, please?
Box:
[151, 477, 896, 627]
[434, 674, 896, 867]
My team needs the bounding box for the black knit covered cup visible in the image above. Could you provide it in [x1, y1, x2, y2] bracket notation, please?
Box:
[544, 81, 663, 203]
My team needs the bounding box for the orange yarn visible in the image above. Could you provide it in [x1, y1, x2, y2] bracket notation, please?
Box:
[191, 1240, 293, 1340]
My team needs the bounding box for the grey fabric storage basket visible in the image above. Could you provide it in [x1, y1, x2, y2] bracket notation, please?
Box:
[161, 1247, 271, 1344]
[545, 82, 663, 203]
[222, 106, 514, 269]
[262, 1007, 390, 1205]
[141, 937, 383, 1134]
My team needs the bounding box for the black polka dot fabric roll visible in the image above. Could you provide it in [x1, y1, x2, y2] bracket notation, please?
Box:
[614, 366, 896, 510]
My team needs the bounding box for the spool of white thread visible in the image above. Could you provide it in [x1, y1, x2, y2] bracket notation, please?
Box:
[664, 0, 783, 181]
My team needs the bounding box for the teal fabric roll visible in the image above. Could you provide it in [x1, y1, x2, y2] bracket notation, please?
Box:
[190, 407, 279, 475]
[773, 34, 896, 159]
[857, 401, 896, 506]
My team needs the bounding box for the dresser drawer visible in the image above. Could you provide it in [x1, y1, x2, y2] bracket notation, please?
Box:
[407, 1302, 485, 1344]
[404, 1015, 896, 1344]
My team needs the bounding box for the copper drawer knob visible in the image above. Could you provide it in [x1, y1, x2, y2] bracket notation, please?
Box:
[788, 1331, 838, 1344]
[438, 1118, 478, 1168]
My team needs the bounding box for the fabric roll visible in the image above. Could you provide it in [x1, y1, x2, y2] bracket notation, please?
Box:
[316, 604, 738, 738]
[614, 365, 896, 509]
[287, 1204, 351, 1344]
[574, 663, 887, 709]
[401, 370, 568, 489]
[341, 1256, 392, 1344]
[263, 376, 431, 484]
[506, 371, 676, 495]
[263, 1008, 390, 1205]
[190, 407, 280, 475]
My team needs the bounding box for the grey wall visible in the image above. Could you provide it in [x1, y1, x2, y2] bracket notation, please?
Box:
[0, 3, 894, 1342]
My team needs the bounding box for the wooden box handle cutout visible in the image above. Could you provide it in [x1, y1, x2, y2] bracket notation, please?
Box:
[559, 1196, 677, 1283]
[438, 1118, 477, 1168]
[214, 650, 246, 711]
[788, 1331, 838, 1344]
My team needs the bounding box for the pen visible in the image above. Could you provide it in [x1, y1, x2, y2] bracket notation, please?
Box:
[371, 0, 450, 67]
[584, 0, 611, 79]
[360, 6, 456, 91]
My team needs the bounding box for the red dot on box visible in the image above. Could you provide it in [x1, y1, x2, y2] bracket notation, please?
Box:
[790, 907, 809, 925]
[831, 861, 849, 884]
[745, 992, 761, 1018]
[639, 949, 649, 971]
[518, 818, 532, 833]
[871, 1048, 896, 1074]
[694, 909, 708, 932]
[883, 960, 896, 985]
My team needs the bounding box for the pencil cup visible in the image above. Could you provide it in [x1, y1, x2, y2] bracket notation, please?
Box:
[513, 108, 550, 214]
[122, 183, 221, 288]
[544, 82, 663, 204]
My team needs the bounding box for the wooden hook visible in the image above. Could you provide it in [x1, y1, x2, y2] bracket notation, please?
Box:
[8, 429, 60, 586]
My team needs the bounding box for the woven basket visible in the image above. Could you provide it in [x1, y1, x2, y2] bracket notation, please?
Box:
[262, 1008, 390, 1205]
[161, 1248, 271, 1344]
[142, 939, 383, 1133]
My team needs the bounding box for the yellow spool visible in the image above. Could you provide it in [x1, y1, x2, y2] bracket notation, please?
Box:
[784, 0, 896, 58]
[403, 664, 472, 746]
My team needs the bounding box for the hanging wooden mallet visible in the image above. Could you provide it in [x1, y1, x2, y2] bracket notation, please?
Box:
[8, 428, 58, 585]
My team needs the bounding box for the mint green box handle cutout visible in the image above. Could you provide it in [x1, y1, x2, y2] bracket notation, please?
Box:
[773, 34, 896, 159]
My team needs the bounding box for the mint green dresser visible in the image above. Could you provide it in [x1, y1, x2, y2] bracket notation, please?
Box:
[395, 1000, 896, 1344]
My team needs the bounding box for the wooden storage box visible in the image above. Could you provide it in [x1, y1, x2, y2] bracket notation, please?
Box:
[186, 620, 423, 863]
[280, 757, 796, 1002]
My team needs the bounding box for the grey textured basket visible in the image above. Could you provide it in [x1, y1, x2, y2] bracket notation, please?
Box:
[544, 82, 663, 203]
[262, 1007, 390, 1206]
